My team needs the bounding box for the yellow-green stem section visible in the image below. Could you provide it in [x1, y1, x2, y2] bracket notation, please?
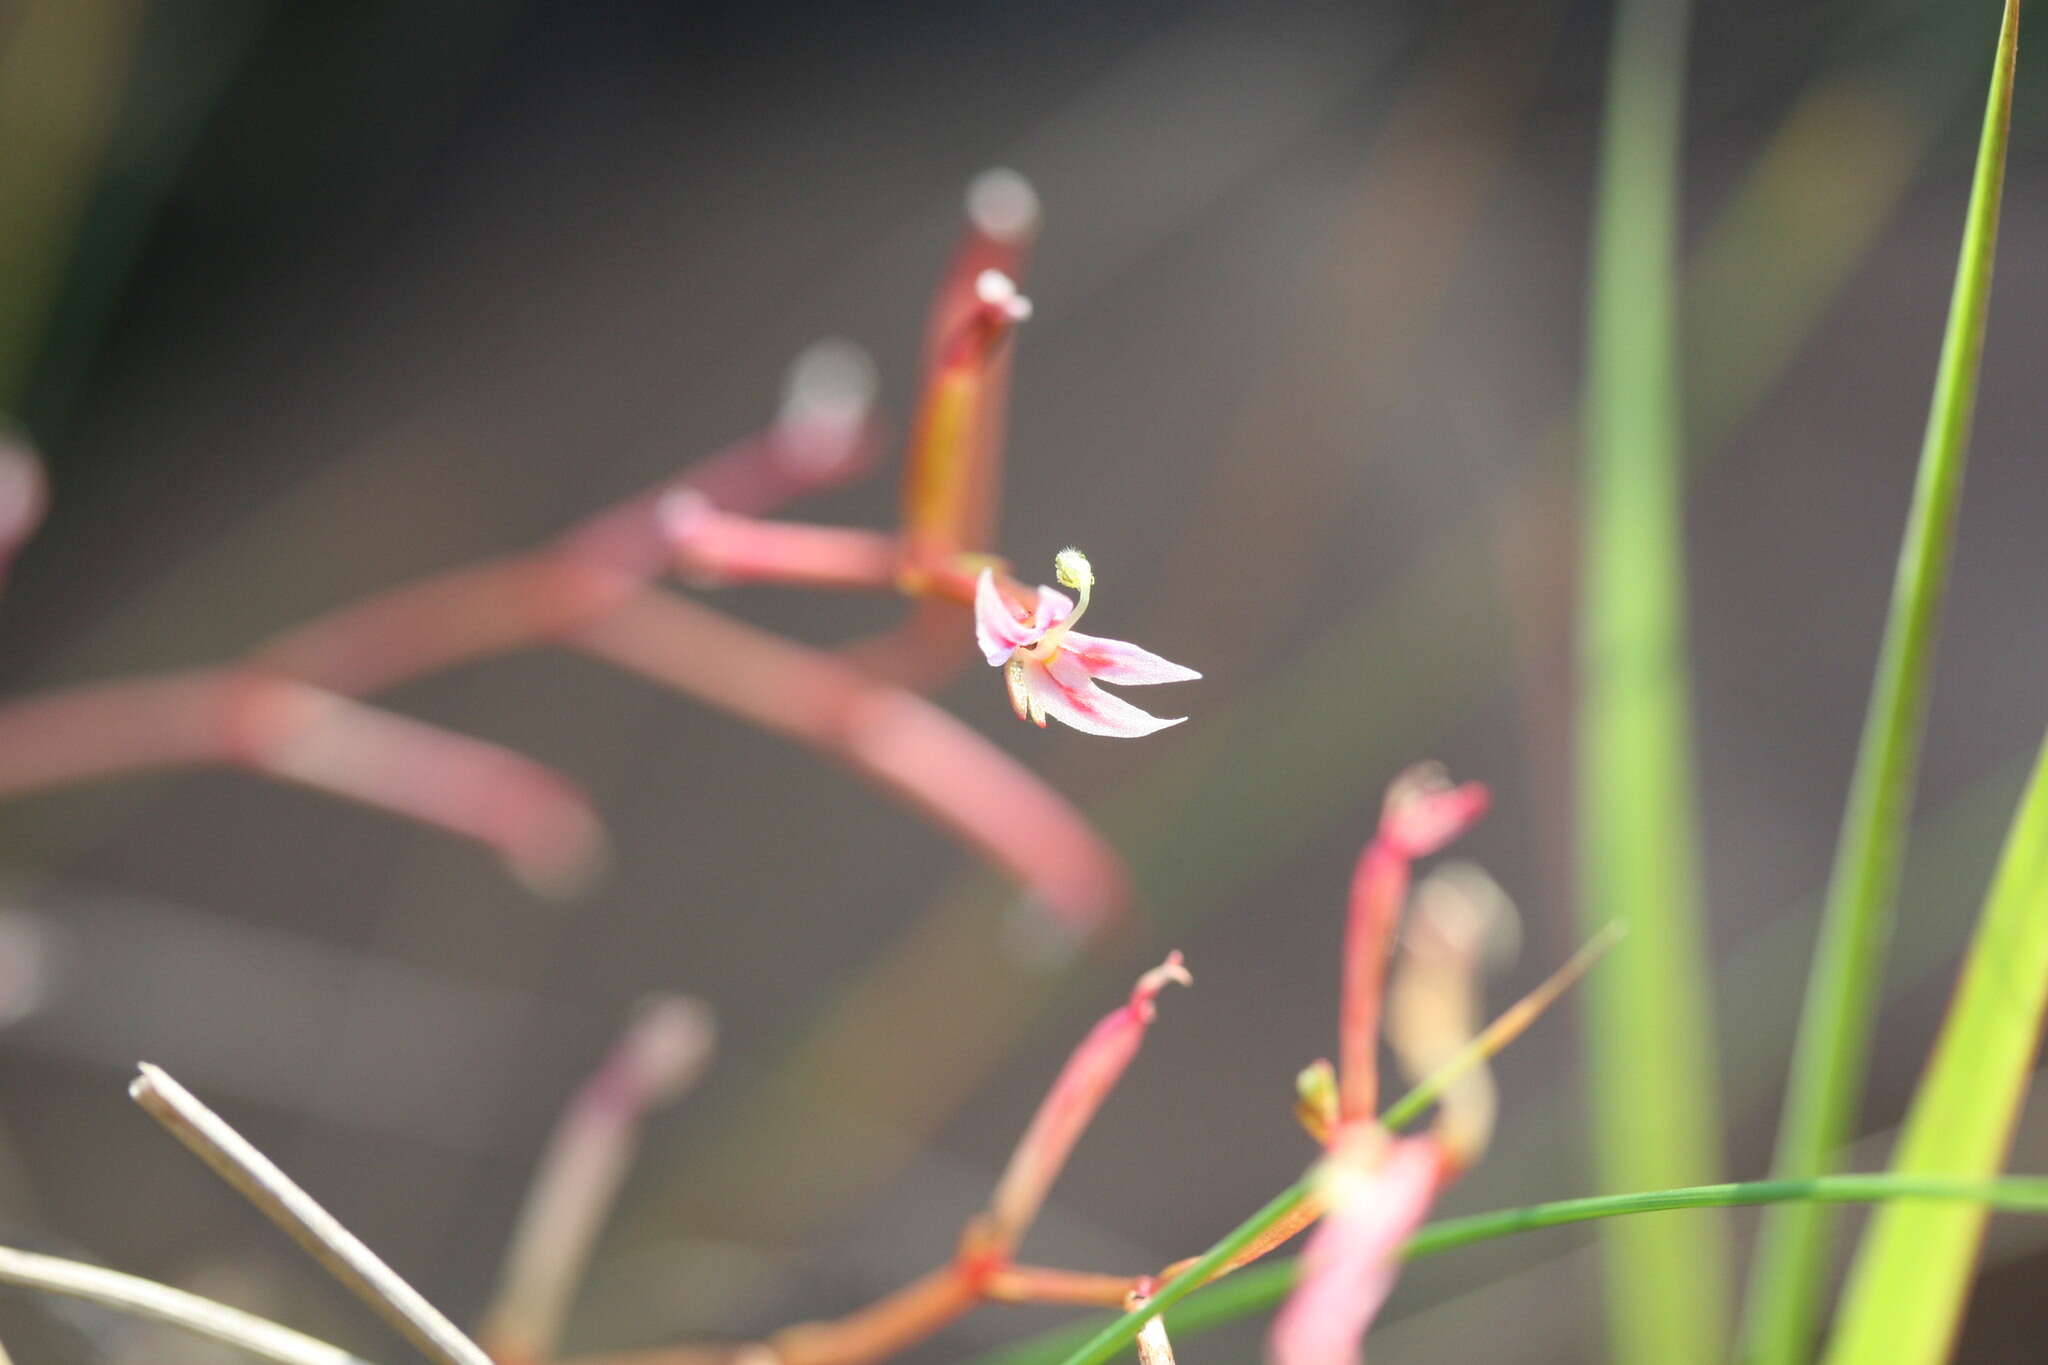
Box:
[1578, 0, 1728, 1360]
[1744, 4, 2020, 1361]
[899, 366, 979, 574]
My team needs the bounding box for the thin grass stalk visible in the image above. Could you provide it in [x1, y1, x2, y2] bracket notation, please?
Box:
[1576, 0, 1727, 1358]
[1741, 4, 2022, 1359]
[1006, 1174, 2048, 1365]
[0, 1245, 377, 1365]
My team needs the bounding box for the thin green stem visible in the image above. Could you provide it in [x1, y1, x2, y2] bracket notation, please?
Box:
[1045, 1174, 1318, 1365]
[1004, 1175, 2048, 1365]
[1742, 4, 2021, 1361]
[1577, 0, 1726, 1357]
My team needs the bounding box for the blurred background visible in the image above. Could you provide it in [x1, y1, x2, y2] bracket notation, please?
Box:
[0, 0, 2045, 1360]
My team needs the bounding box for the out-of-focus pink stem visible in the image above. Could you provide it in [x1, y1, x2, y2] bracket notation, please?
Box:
[482, 997, 714, 1365]
[571, 591, 1130, 931]
[0, 438, 47, 588]
[926, 170, 1040, 369]
[924, 171, 1037, 558]
[255, 343, 879, 696]
[0, 668, 604, 891]
[1338, 766, 1489, 1122]
[976, 953, 1190, 1252]
[898, 172, 1037, 584]
[661, 493, 900, 592]
[255, 553, 644, 697]
[678, 339, 882, 517]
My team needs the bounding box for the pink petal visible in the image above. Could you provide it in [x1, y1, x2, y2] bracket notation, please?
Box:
[976, 569, 1044, 666]
[1034, 585, 1075, 629]
[1060, 631, 1202, 686]
[1269, 1137, 1443, 1365]
[1379, 764, 1490, 860]
[1027, 654, 1186, 738]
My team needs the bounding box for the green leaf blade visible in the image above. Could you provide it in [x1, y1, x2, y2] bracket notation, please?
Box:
[1826, 750, 2048, 1355]
[1740, 6, 2022, 1362]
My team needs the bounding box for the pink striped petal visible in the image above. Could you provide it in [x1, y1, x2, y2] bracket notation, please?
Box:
[976, 568, 1044, 666]
[1060, 631, 1202, 686]
[1027, 654, 1185, 738]
[1269, 1137, 1442, 1365]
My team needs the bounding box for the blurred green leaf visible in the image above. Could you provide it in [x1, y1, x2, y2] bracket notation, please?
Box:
[1576, 0, 1727, 1358]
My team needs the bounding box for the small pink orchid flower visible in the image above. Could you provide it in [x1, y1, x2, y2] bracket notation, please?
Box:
[974, 551, 1199, 737]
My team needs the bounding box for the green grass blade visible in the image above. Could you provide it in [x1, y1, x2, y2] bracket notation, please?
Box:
[1824, 733, 2048, 1364]
[1003, 1174, 2048, 1365]
[1742, 5, 2022, 1361]
[1048, 1175, 1318, 1365]
[1577, 0, 1727, 1358]
[1825, 539, 2048, 1365]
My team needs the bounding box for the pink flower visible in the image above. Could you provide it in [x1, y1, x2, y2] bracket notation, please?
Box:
[1268, 1131, 1444, 1365]
[974, 551, 1199, 737]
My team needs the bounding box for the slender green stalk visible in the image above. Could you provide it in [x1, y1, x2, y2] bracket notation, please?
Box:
[1012, 1175, 2048, 1365]
[1577, 0, 1726, 1358]
[1743, 5, 2021, 1361]
[1047, 1174, 1318, 1365]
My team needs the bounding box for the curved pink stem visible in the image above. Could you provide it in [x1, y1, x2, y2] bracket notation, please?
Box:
[572, 591, 1129, 931]
[0, 437, 48, 588]
[0, 668, 604, 890]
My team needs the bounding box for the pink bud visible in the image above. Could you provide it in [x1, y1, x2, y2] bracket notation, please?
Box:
[1378, 763, 1490, 860]
[982, 953, 1191, 1247]
[1341, 764, 1489, 1120]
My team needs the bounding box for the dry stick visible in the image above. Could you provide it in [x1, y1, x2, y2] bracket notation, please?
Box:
[0, 1244, 376, 1365]
[129, 1064, 491, 1365]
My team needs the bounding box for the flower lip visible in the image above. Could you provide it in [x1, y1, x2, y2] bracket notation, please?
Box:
[975, 564, 1199, 738]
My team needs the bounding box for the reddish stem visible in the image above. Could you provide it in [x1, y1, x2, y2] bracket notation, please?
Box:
[662, 496, 900, 592]
[570, 591, 1128, 931]
[0, 668, 603, 890]
[1338, 767, 1488, 1121]
[0, 437, 48, 588]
